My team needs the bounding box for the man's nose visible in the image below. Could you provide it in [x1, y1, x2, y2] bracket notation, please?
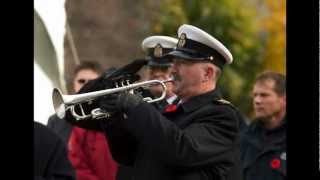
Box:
[171, 63, 177, 73]
[254, 96, 262, 104]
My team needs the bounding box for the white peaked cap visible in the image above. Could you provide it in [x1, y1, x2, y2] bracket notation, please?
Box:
[178, 24, 233, 64]
[142, 36, 178, 51]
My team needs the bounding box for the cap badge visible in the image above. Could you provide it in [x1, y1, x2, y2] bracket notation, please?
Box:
[154, 44, 163, 57]
[177, 33, 187, 48]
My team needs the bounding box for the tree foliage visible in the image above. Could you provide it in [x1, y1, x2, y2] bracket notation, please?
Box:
[260, 0, 286, 74]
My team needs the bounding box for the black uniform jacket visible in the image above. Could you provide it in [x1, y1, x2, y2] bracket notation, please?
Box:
[34, 122, 75, 180]
[240, 117, 286, 180]
[105, 89, 242, 180]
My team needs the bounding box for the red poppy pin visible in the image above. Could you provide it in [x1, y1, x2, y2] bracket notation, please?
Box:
[270, 158, 281, 169]
[164, 104, 177, 113]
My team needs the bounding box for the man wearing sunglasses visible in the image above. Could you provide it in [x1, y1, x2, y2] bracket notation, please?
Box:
[98, 24, 243, 180]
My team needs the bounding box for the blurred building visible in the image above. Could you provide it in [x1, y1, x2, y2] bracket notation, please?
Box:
[34, 0, 161, 124]
[34, 0, 66, 125]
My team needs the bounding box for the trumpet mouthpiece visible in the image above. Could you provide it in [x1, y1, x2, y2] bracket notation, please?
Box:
[163, 78, 174, 83]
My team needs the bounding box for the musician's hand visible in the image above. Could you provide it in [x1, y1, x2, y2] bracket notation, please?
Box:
[99, 93, 144, 113]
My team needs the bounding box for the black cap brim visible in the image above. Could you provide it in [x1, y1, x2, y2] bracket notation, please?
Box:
[164, 49, 225, 69]
[148, 61, 172, 67]
[163, 50, 199, 60]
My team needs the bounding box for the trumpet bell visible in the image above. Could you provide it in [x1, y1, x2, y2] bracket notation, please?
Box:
[52, 88, 66, 119]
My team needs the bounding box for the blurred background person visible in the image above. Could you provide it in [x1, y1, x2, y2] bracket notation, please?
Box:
[47, 61, 103, 144]
[34, 121, 75, 180]
[67, 67, 118, 180]
[240, 71, 286, 180]
[63, 59, 151, 180]
[68, 115, 118, 180]
[48, 61, 118, 180]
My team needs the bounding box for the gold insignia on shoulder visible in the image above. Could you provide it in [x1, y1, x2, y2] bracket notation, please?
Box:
[217, 99, 232, 105]
[177, 33, 187, 48]
[154, 44, 162, 57]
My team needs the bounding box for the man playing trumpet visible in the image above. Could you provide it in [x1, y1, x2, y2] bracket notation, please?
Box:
[96, 24, 243, 180]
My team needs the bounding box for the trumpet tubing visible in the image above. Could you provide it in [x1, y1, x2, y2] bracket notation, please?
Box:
[52, 79, 173, 120]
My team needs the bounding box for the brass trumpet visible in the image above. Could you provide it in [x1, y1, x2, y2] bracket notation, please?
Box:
[52, 79, 173, 121]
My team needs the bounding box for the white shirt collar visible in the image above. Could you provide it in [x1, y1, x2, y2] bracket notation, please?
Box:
[166, 95, 178, 105]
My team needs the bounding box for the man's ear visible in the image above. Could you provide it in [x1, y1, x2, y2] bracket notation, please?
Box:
[202, 64, 214, 82]
[281, 94, 286, 107]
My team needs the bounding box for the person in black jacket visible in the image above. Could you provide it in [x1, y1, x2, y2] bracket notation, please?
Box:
[34, 121, 75, 180]
[141, 35, 180, 112]
[240, 71, 286, 180]
[116, 36, 180, 180]
[97, 24, 243, 180]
